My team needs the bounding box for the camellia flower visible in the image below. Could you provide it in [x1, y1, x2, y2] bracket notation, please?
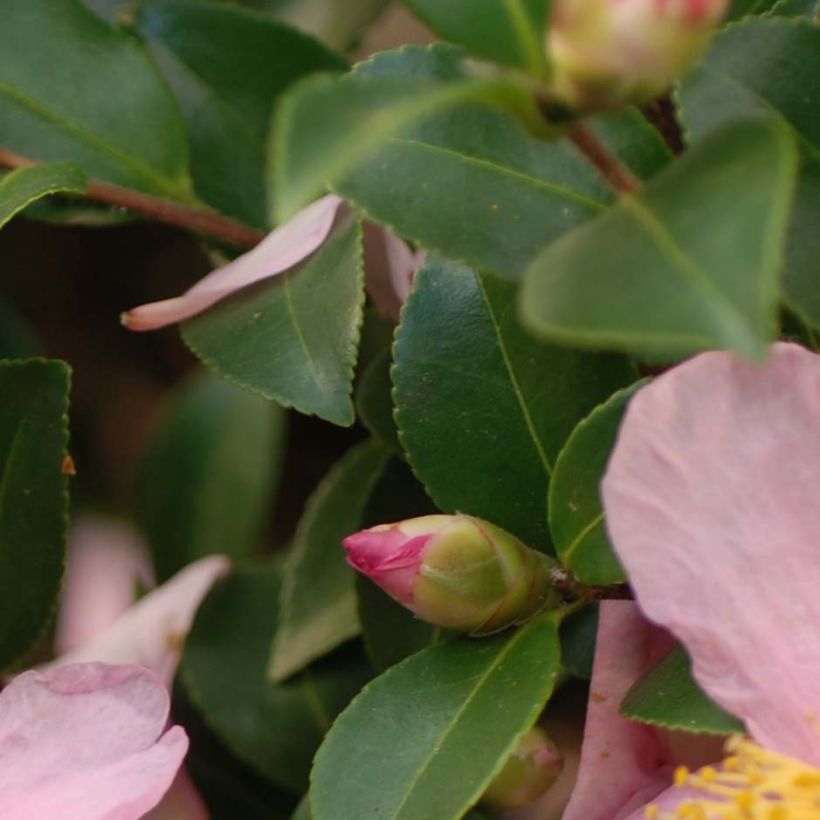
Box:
[547, 0, 729, 110]
[576, 342, 820, 817]
[343, 514, 561, 634]
[0, 662, 188, 819]
[122, 196, 420, 330]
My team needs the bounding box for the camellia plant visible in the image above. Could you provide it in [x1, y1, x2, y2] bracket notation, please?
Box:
[0, 0, 818, 818]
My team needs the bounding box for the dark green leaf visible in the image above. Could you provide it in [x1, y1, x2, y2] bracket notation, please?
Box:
[332, 44, 611, 280]
[310, 612, 562, 820]
[550, 381, 646, 585]
[0, 0, 191, 199]
[0, 359, 70, 668]
[272, 44, 554, 222]
[402, 0, 549, 73]
[0, 297, 40, 360]
[183, 217, 365, 426]
[292, 796, 311, 820]
[269, 441, 390, 683]
[0, 163, 87, 229]
[560, 604, 598, 680]
[136, 0, 345, 227]
[393, 258, 636, 551]
[181, 562, 371, 793]
[521, 117, 797, 359]
[678, 18, 820, 328]
[589, 108, 673, 180]
[355, 347, 402, 454]
[357, 458, 440, 671]
[725, 0, 779, 20]
[621, 644, 745, 735]
[136, 370, 286, 582]
[770, 0, 819, 16]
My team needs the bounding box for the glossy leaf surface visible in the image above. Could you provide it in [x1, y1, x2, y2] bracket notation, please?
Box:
[0, 0, 191, 198]
[310, 613, 562, 820]
[269, 441, 390, 682]
[521, 117, 797, 358]
[621, 645, 745, 735]
[183, 218, 364, 426]
[136, 0, 345, 226]
[550, 382, 646, 585]
[181, 563, 371, 793]
[0, 360, 70, 668]
[678, 19, 820, 328]
[0, 163, 87, 229]
[394, 258, 636, 550]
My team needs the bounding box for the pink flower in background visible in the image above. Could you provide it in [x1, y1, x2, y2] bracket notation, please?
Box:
[0, 662, 187, 819]
[562, 603, 722, 820]
[123, 196, 420, 331]
[35, 518, 229, 819]
[586, 342, 820, 815]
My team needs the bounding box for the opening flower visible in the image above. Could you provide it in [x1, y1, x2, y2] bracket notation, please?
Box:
[594, 342, 820, 816]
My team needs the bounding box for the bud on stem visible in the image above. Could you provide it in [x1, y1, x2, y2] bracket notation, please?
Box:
[546, 0, 728, 111]
[343, 514, 562, 634]
[482, 727, 563, 810]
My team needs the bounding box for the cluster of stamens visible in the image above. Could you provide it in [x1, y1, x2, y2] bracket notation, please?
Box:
[644, 736, 820, 819]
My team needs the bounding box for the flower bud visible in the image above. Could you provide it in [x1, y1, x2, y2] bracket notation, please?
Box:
[546, 0, 728, 110]
[343, 514, 561, 634]
[481, 727, 563, 810]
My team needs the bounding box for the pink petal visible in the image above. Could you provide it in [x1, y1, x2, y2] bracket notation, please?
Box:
[603, 342, 820, 764]
[0, 663, 187, 819]
[144, 770, 209, 820]
[123, 195, 344, 331]
[563, 601, 677, 820]
[55, 555, 230, 685]
[363, 224, 422, 321]
[56, 518, 154, 655]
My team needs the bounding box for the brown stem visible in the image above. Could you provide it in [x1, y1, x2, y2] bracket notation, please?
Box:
[549, 567, 633, 602]
[0, 149, 265, 249]
[566, 121, 641, 195]
[642, 94, 685, 156]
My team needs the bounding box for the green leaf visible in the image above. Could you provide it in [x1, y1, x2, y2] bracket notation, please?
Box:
[588, 108, 673, 180]
[292, 796, 312, 820]
[393, 258, 636, 551]
[621, 644, 745, 735]
[355, 347, 402, 454]
[678, 19, 820, 329]
[550, 381, 646, 586]
[0, 163, 87, 229]
[0, 359, 70, 668]
[725, 0, 779, 20]
[272, 44, 558, 222]
[310, 612, 562, 820]
[136, 370, 287, 582]
[521, 117, 797, 359]
[269, 441, 390, 683]
[259, 0, 389, 51]
[357, 458, 440, 671]
[770, 0, 820, 16]
[402, 0, 549, 73]
[181, 562, 372, 793]
[560, 604, 598, 680]
[0, 0, 191, 199]
[136, 0, 345, 227]
[329, 44, 611, 280]
[183, 217, 365, 426]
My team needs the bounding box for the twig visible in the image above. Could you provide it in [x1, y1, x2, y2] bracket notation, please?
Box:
[549, 567, 633, 602]
[566, 121, 641, 195]
[642, 94, 686, 156]
[0, 149, 265, 249]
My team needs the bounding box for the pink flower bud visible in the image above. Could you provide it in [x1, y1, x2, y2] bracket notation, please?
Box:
[481, 727, 564, 810]
[547, 0, 729, 110]
[343, 514, 561, 634]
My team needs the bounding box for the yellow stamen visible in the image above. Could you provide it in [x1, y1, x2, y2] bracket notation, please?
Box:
[645, 736, 820, 819]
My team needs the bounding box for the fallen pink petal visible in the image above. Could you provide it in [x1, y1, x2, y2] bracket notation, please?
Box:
[0, 663, 187, 819]
[122, 195, 344, 331]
